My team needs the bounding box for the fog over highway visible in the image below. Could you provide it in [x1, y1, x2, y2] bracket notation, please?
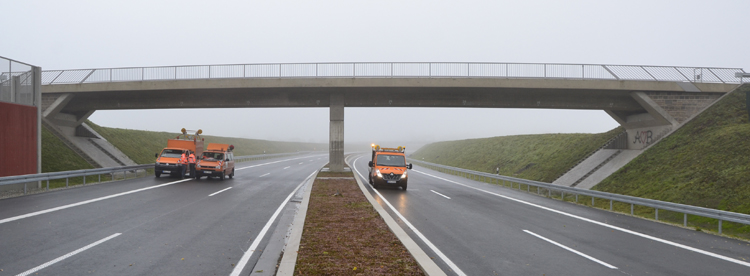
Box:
[4, 0, 749, 143]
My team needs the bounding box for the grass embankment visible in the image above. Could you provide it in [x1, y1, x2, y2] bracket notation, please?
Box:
[296, 168, 423, 275]
[87, 121, 326, 164]
[411, 127, 623, 182]
[596, 84, 750, 237]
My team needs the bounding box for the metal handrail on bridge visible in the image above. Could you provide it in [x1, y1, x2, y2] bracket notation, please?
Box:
[408, 158, 750, 235]
[41, 62, 748, 85]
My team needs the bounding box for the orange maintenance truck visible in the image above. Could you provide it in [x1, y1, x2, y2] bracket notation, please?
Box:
[154, 128, 204, 178]
[195, 143, 235, 180]
[368, 145, 412, 190]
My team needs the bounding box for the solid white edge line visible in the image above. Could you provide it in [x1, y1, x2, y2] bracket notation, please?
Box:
[352, 156, 465, 276]
[16, 233, 122, 276]
[283, 166, 290, 170]
[259, 173, 270, 177]
[0, 178, 192, 225]
[430, 190, 451, 199]
[413, 169, 750, 269]
[524, 230, 618, 269]
[235, 154, 325, 171]
[229, 170, 316, 276]
[209, 187, 232, 197]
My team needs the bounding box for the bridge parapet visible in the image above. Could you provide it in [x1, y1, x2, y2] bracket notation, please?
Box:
[41, 62, 748, 85]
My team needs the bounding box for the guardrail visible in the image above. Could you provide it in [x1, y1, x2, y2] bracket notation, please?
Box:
[0, 164, 153, 194]
[41, 62, 748, 85]
[408, 158, 750, 235]
[0, 152, 313, 196]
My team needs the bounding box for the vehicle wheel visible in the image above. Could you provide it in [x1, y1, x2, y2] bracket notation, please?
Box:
[195, 175, 201, 180]
[401, 183, 408, 191]
[372, 180, 379, 189]
[229, 169, 234, 179]
[155, 172, 161, 178]
[368, 175, 373, 184]
[220, 172, 225, 181]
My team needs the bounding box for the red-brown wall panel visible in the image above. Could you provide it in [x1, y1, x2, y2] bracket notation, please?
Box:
[0, 102, 37, 177]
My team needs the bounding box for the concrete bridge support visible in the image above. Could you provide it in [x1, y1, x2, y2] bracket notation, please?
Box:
[329, 92, 345, 172]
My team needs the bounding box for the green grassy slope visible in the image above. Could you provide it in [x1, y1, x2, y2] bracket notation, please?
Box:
[595, 84, 750, 216]
[411, 127, 623, 182]
[41, 126, 94, 173]
[87, 122, 326, 164]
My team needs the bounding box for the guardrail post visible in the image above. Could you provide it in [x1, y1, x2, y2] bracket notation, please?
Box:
[656, 208, 659, 220]
[548, 189, 551, 197]
[83, 175, 86, 185]
[592, 197, 595, 206]
[562, 191, 565, 200]
[46, 180, 49, 191]
[99, 174, 101, 183]
[575, 194, 578, 203]
[610, 200, 613, 211]
[66, 178, 68, 188]
[527, 185, 530, 192]
[719, 220, 723, 234]
[631, 204, 634, 215]
[24, 183, 27, 194]
[684, 213, 687, 227]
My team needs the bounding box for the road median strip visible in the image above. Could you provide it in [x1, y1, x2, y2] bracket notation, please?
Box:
[279, 163, 435, 275]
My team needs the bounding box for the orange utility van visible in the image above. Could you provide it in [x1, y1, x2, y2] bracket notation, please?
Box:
[154, 129, 204, 178]
[368, 145, 412, 190]
[195, 143, 235, 180]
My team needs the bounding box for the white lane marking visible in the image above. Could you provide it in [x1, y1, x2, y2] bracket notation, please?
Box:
[352, 157, 467, 276]
[235, 155, 325, 171]
[430, 190, 451, 199]
[16, 233, 121, 276]
[414, 169, 750, 269]
[209, 187, 232, 197]
[0, 179, 192, 225]
[283, 166, 290, 170]
[298, 162, 303, 165]
[259, 173, 270, 177]
[309, 160, 313, 162]
[230, 170, 317, 276]
[524, 230, 617, 269]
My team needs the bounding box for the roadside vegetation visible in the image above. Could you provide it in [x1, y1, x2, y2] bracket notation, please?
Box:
[411, 127, 623, 182]
[595, 84, 750, 237]
[296, 166, 424, 275]
[87, 121, 326, 165]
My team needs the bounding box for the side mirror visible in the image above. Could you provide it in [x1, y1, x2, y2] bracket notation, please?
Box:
[408, 163, 413, 169]
[154, 153, 158, 158]
[368, 161, 373, 167]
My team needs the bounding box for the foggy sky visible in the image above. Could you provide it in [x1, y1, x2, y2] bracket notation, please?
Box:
[3, 0, 748, 144]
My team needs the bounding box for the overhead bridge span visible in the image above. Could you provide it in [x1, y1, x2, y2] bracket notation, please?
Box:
[40, 62, 747, 171]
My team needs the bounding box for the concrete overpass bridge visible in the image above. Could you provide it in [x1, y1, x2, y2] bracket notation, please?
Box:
[39, 62, 747, 171]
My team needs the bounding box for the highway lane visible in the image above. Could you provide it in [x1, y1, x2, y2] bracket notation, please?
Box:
[0, 153, 328, 275]
[350, 155, 750, 276]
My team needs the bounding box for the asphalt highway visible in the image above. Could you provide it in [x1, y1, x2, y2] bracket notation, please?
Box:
[0, 153, 328, 276]
[349, 154, 750, 276]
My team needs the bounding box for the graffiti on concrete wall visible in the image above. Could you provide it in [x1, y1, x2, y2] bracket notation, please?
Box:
[633, 130, 653, 145]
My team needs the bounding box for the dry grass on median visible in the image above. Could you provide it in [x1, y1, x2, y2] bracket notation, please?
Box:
[295, 170, 424, 275]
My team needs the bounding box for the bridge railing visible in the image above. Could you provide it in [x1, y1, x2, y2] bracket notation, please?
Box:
[41, 62, 748, 85]
[408, 158, 750, 235]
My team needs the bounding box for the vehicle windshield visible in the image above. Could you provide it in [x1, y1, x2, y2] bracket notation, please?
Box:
[160, 149, 184, 158]
[202, 152, 224, 161]
[376, 154, 406, 167]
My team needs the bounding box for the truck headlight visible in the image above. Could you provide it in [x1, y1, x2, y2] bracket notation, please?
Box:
[401, 171, 407, 179]
[376, 169, 382, 178]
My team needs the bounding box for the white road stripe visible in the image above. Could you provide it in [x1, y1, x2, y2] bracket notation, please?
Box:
[229, 170, 317, 276]
[0, 179, 192, 225]
[283, 166, 290, 170]
[209, 187, 232, 197]
[235, 155, 325, 171]
[524, 230, 618, 269]
[414, 169, 750, 269]
[16, 233, 121, 276]
[259, 173, 270, 177]
[353, 157, 467, 276]
[298, 162, 303, 165]
[430, 190, 451, 199]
